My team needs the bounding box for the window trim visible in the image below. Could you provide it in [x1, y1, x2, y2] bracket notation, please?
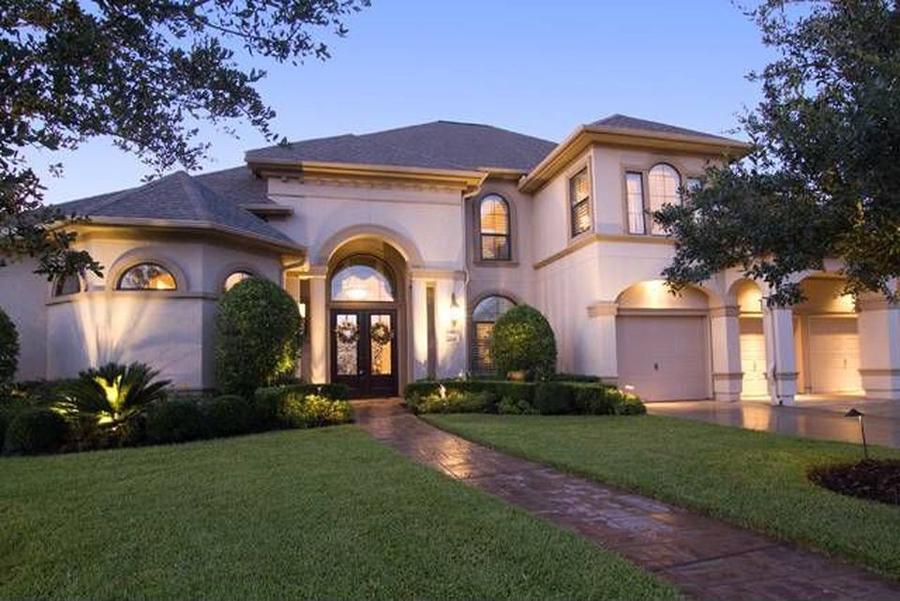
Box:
[623, 170, 647, 235]
[52, 274, 84, 298]
[115, 262, 179, 291]
[647, 163, 682, 236]
[477, 194, 512, 262]
[567, 165, 593, 240]
[222, 270, 256, 292]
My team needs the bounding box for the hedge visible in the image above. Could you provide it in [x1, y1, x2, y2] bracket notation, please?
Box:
[405, 379, 645, 416]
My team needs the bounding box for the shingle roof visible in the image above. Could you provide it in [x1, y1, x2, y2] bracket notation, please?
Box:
[245, 120, 558, 172]
[590, 114, 738, 142]
[56, 170, 294, 247]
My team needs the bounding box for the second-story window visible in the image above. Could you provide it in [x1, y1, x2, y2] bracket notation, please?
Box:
[569, 168, 592, 237]
[625, 172, 646, 234]
[479, 194, 511, 261]
[648, 163, 681, 235]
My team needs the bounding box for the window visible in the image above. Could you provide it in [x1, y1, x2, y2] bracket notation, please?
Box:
[54, 274, 82, 297]
[471, 295, 516, 372]
[117, 263, 177, 290]
[478, 194, 510, 261]
[569, 168, 592, 237]
[223, 271, 253, 291]
[686, 176, 703, 192]
[330, 256, 395, 302]
[648, 164, 681, 235]
[625, 172, 646, 234]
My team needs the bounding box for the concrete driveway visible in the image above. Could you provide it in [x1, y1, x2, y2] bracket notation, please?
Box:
[647, 397, 900, 449]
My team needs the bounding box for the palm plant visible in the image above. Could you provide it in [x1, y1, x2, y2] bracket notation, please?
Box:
[56, 362, 170, 430]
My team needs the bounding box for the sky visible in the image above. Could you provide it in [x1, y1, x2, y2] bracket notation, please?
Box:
[31, 0, 774, 204]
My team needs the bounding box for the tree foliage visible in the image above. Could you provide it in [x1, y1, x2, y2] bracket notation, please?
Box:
[1, 0, 368, 278]
[657, 0, 900, 306]
[0, 305, 19, 388]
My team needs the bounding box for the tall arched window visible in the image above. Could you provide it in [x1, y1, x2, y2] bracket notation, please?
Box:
[330, 255, 395, 302]
[648, 163, 681, 235]
[478, 194, 510, 261]
[117, 263, 177, 290]
[471, 295, 516, 372]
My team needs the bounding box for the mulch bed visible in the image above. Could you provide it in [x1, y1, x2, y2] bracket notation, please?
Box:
[809, 459, 900, 506]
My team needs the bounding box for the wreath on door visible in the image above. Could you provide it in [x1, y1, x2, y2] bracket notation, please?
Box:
[335, 320, 359, 344]
[371, 321, 393, 345]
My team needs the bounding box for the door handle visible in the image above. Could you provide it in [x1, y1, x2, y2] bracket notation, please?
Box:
[358, 369, 366, 376]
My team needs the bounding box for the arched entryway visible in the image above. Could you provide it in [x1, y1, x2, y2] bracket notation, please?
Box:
[327, 239, 408, 398]
[615, 280, 711, 401]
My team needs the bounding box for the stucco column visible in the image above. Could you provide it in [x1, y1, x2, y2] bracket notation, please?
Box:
[410, 277, 429, 381]
[762, 305, 797, 405]
[710, 305, 742, 401]
[308, 274, 327, 384]
[857, 296, 900, 400]
[586, 301, 618, 384]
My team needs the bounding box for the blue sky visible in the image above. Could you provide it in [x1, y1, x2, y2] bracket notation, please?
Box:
[33, 0, 773, 204]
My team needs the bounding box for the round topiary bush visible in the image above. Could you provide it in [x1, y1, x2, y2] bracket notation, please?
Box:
[215, 278, 301, 396]
[3, 408, 68, 455]
[0, 306, 19, 389]
[490, 304, 557, 381]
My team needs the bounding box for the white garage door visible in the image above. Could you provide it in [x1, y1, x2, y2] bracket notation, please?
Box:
[808, 317, 862, 393]
[740, 317, 768, 397]
[616, 315, 709, 401]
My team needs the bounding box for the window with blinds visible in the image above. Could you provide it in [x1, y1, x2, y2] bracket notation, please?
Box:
[625, 172, 646, 234]
[479, 194, 511, 260]
[569, 168, 592, 237]
[648, 163, 681, 235]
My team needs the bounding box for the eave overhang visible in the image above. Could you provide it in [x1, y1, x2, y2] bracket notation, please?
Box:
[246, 157, 486, 194]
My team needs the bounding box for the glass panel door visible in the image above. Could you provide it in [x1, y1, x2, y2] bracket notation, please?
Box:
[330, 309, 398, 398]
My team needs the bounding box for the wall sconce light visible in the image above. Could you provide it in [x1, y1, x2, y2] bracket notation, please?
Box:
[297, 301, 307, 319]
[448, 292, 464, 329]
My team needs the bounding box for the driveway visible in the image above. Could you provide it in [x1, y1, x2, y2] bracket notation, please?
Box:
[647, 398, 900, 449]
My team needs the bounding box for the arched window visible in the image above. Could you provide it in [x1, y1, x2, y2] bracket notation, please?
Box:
[478, 194, 510, 261]
[330, 255, 395, 302]
[54, 274, 82, 297]
[648, 164, 681, 235]
[471, 295, 516, 373]
[223, 271, 253, 292]
[117, 263, 177, 291]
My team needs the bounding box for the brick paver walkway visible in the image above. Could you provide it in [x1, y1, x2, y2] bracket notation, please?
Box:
[354, 399, 900, 601]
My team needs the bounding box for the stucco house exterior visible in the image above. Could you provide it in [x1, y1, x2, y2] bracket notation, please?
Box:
[1, 115, 897, 404]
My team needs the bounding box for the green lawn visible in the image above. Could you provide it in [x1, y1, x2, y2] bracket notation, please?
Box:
[0, 426, 677, 601]
[424, 414, 900, 580]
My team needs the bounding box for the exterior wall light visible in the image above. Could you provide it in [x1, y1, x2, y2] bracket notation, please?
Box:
[448, 293, 464, 329]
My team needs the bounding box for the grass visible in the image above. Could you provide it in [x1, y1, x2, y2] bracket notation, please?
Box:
[0, 426, 678, 601]
[424, 413, 900, 580]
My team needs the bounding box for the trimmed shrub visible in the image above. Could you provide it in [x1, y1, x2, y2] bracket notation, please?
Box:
[254, 383, 350, 429]
[215, 278, 301, 397]
[616, 392, 647, 415]
[145, 400, 208, 444]
[201, 394, 255, 437]
[405, 380, 533, 406]
[490, 305, 557, 381]
[408, 390, 494, 414]
[278, 393, 352, 428]
[3, 408, 68, 455]
[497, 396, 537, 415]
[533, 382, 574, 415]
[0, 306, 19, 390]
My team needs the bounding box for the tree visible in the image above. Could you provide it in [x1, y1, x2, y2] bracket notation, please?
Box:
[1, 0, 369, 279]
[657, 0, 899, 306]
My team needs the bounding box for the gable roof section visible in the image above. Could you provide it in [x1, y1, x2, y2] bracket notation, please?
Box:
[245, 120, 558, 173]
[590, 114, 740, 143]
[56, 170, 299, 251]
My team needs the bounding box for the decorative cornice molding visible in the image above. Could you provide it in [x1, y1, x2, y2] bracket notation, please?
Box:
[709, 305, 740, 318]
[533, 233, 675, 270]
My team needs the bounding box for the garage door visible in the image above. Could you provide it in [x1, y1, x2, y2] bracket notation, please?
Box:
[616, 315, 709, 401]
[740, 317, 768, 397]
[808, 317, 862, 393]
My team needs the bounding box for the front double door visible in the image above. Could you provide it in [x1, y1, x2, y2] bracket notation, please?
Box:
[331, 309, 398, 398]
